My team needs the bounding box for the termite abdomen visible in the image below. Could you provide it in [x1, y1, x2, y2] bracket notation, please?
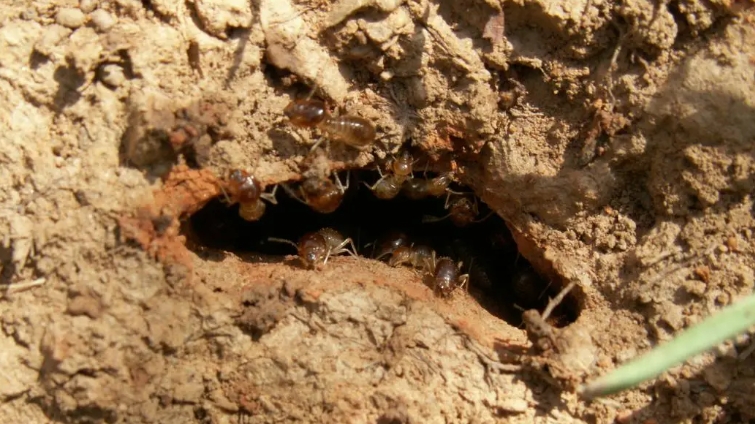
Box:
[284, 99, 329, 128]
[319, 116, 376, 149]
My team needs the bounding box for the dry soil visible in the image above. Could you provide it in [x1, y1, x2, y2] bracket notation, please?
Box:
[1, 0, 755, 423]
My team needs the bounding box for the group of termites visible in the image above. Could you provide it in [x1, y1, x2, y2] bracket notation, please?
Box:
[218, 93, 489, 298]
[266, 228, 468, 297]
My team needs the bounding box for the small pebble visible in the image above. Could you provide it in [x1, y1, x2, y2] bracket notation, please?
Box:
[21, 9, 38, 20]
[56, 8, 86, 29]
[99, 64, 126, 87]
[90, 9, 116, 32]
[79, 0, 98, 13]
[35, 25, 72, 55]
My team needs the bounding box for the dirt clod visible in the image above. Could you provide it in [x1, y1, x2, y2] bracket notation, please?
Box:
[2, 0, 755, 423]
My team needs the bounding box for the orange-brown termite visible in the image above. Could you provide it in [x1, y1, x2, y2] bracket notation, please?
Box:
[401, 172, 454, 200]
[222, 169, 278, 221]
[364, 150, 415, 200]
[371, 230, 411, 261]
[422, 193, 492, 227]
[270, 228, 358, 269]
[284, 99, 376, 151]
[388, 149, 414, 180]
[388, 244, 436, 272]
[283, 172, 350, 214]
[430, 256, 469, 298]
[363, 168, 403, 200]
[390, 246, 470, 298]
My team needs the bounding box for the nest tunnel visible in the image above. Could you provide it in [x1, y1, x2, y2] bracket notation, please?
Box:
[182, 167, 580, 328]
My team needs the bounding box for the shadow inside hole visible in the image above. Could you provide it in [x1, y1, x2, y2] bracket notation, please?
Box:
[184, 170, 580, 328]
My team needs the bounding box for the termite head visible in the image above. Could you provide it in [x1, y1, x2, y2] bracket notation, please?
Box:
[412, 245, 435, 269]
[227, 169, 262, 203]
[426, 173, 454, 197]
[511, 267, 545, 308]
[372, 176, 402, 200]
[375, 231, 409, 260]
[433, 257, 467, 297]
[284, 99, 328, 128]
[297, 232, 328, 269]
[391, 150, 414, 178]
[388, 246, 417, 267]
[301, 175, 345, 214]
[449, 197, 479, 227]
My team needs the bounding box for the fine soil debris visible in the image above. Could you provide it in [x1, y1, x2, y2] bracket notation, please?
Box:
[1, 0, 755, 423]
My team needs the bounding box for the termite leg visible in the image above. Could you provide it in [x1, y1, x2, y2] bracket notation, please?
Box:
[334, 238, 359, 257]
[218, 183, 232, 204]
[260, 185, 279, 205]
[458, 273, 470, 292]
[443, 191, 453, 209]
[423, 250, 437, 274]
[443, 190, 468, 209]
[475, 210, 495, 223]
[362, 166, 387, 191]
[323, 237, 358, 264]
[334, 171, 350, 192]
[281, 183, 308, 206]
[421, 213, 451, 224]
[309, 137, 328, 152]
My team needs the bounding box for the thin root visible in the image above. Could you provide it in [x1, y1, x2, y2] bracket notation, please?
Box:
[542, 280, 577, 322]
[3, 278, 46, 296]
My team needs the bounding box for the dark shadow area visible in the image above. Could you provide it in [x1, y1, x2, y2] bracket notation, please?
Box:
[52, 59, 86, 113]
[118, 98, 231, 181]
[0, 243, 15, 285]
[184, 170, 581, 328]
[29, 50, 49, 70]
[224, 27, 252, 87]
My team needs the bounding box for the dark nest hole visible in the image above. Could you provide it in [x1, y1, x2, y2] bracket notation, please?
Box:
[183, 170, 580, 328]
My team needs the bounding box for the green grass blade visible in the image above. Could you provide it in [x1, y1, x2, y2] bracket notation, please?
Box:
[580, 293, 755, 399]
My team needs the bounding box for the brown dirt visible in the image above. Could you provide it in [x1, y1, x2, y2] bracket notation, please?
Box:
[1, 0, 755, 423]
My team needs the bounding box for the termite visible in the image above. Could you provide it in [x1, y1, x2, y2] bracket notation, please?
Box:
[373, 231, 411, 261]
[388, 149, 414, 180]
[430, 256, 470, 298]
[401, 172, 454, 200]
[284, 98, 376, 151]
[511, 267, 548, 310]
[283, 172, 349, 214]
[388, 244, 436, 272]
[422, 193, 492, 227]
[363, 168, 403, 200]
[270, 228, 358, 269]
[364, 150, 415, 200]
[222, 169, 278, 221]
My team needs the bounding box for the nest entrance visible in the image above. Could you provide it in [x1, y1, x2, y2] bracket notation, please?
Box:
[183, 169, 579, 328]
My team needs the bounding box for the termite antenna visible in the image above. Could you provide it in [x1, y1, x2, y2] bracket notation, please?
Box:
[304, 84, 317, 101]
[421, 213, 451, 224]
[537, 279, 554, 301]
[260, 185, 279, 205]
[443, 189, 469, 209]
[309, 136, 327, 152]
[268, 237, 298, 251]
[281, 184, 308, 205]
[218, 183, 232, 204]
[334, 170, 350, 191]
[304, 64, 326, 100]
[475, 210, 495, 223]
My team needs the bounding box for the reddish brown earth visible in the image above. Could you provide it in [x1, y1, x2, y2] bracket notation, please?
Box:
[1, 0, 755, 423]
